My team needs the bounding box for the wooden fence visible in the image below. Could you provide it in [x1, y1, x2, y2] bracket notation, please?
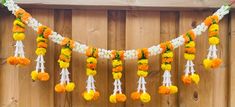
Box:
[0, 2, 235, 107]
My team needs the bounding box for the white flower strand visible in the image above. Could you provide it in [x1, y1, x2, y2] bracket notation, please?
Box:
[60, 68, 70, 85]
[35, 55, 45, 73]
[3, 0, 231, 60]
[136, 77, 147, 93]
[112, 79, 123, 95]
[14, 41, 25, 58]
[163, 71, 172, 87]
[86, 75, 96, 92]
[184, 60, 195, 76]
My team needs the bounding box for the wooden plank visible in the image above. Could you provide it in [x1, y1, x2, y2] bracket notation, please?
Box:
[0, 9, 19, 107]
[178, 11, 229, 107]
[18, 9, 55, 107]
[72, 10, 108, 107]
[54, 9, 72, 107]
[159, 11, 179, 107]
[125, 10, 160, 107]
[229, 11, 235, 107]
[107, 10, 126, 107]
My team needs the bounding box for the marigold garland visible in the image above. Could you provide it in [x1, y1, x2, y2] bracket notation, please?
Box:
[7, 9, 31, 66]
[131, 48, 151, 103]
[109, 50, 126, 103]
[158, 42, 178, 95]
[182, 30, 200, 85]
[31, 26, 52, 81]
[83, 47, 100, 101]
[55, 38, 75, 93]
[203, 15, 222, 69]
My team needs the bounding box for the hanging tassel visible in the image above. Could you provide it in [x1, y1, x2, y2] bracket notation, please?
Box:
[7, 18, 30, 66]
[83, 47, 100, 101]
[31, 26, 52, 81]
[55, 38, 75, 93]
[203, 15, 222, 69]
[109, 51, 126, 103]
[131, 48, 151, 103]
[182, 30, 200, 85]
[158, 42, 178, 95]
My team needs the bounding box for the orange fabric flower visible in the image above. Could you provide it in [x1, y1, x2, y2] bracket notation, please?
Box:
[209, 31, 219, 37]
[59, 55, 70, 62]
[188, 30, 195, 40]
[69, 40, 75, 49]
[18, 58, 30, 66]
[37, 26, 45, 34]
[93, 91, 100, 100]
[112, 66, 123, 72]
[185, 47, 196, 54]
[55, 84, 66, 93]
[211, 15, 219, 23]
[211, 58, 222, 68]
[204, 16, 212, 26]
[181, 75, 192, 84]
[116, 94, 127, 102]
[12, 25, 25, 32]
[15, 8, 26, 17]
[158, 86, 170, 94]
[87, 63, 97, 69]
[138, 65, 149, 71]
[162, 57, 173, 63]
[43, 28, 52, 39]
[131, 92, 141, 100]
[61, 38, 70, 46]
[37, 42, 48, 48]
[38, 72, 50, 81]
[183, 35, 190, 43]
[7, 56, 19, 65]
[86, 47, 98, 58]
[21, 12, 31, 22]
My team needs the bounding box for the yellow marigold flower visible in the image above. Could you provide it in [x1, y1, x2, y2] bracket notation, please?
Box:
[140, 93, 151, 103]
[13, 33, 25, 41]
[112, 60, 122, 67]
[35, 48, 47, 56]
[190, 74, 200, 84]
[138, 59, 148, 64]
[61, 48, 72, 56]
[58, 60, 70, 68]
[87, 57, 97, 64]
[169, 86, 178, 94]
[203, 59, 212, 69]
[162, 52, 174, 58]
[83, 90, 95, 101]
[112, 72, 122, 79]
[186, 41, 196, 48]
[137, 70, 148, 77]
[66, 82, 75, 92]
[36, 37, 47, 42]
[209, 37, 220, 45]
[86, 68, 97, 76]
[31, 70, 38, 81]
[209, 24, 219, 32]
[13, 20, 25, 28]
[161, 64, 172, 71]
[109, 94, 117, 103]
[184, 53, 195, 60]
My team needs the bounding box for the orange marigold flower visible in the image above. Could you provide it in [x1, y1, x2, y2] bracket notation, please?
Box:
[211, 58, 222, 68]
[87, 63, 97, 69]
[12, 25, 25, 32]
[116, 94, 127, 102]
[131, 91, 141, 100]
[37, 26, 45, 35]
[61, 38, 70, 46]
[209, 31, 219, 37]
[59, 55, 70, 62]
[21, 12, 31, 23]
[181, 75, 192, 84]
[204, 16, 212, 26]
[162, 57, 173, 63]
[183, 35, 190, 43]
[55, 84, 66, 93]
[138, 65, 149, 71]
[185, 47, 196, 54]
[18, 57, 30, 66]
[211, 15, 219, 23]
[38, 72, 50, 81]
[188, 30, 196, 40]
[37, 42, 48, 48]
[43, 28, 52, 39]
[112, 66, 123, 72]
[15, 8, 26, 17]
[7, 56, 19, 65]
[93, 91, 100, 100]
[69, 40, 75, 49]
[158, 86, 170, 94]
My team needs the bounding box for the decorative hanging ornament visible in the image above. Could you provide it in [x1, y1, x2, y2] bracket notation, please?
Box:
[7, 8, 31, 66]
[182, 30, 200, 85]
[31, 26, 52, 81]
[158, 42, 178, 95]
[131, 48, 151, 103]
[109, 50, 126, 103]
[203, 15, 222, 69]
[55, 38, 75, 93]
[83, 47, 100, 101]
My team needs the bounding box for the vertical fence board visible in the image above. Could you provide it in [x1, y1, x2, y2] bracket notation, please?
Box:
[125, 10, 160, 107]
[160, 12, 179, 107]
[72, 10, 108, 107]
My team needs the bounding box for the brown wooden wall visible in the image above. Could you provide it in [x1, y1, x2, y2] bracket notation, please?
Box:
[0, 7, 234, 107]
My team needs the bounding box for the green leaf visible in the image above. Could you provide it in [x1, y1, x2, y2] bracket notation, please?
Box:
[1, 0, 6, 5]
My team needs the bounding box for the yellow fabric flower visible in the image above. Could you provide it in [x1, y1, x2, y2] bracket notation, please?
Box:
[83, 90, 95, 101]
[184, 53, 195, 60]
[138, 59, 148, 64]
[109, 94, 117, 103]
[35, 48, 46, 56]
[112, 72, 122, 79]
[161, 64, 172, 71]
[13, 33, 25, 41]
[112, 60, 122, 67]
[58, 60, 70, 68]
[86, 68, 97, 76]
[87, 57, 97, 64]
[209, 37, 220, 45]
[31, 70, 38, 80]
[61, 48, 72, 56]
[66, 82, 75, 92]
[162, 52, 173, 58]
[137, 70, 148, 77]
[203, 59, 212, 69]
[13, 20, 25, 28]
[186, 41, 195, 48]
[209, 24, 219, 32]
[169, 86, 178, 94]
[190, 74, 200, 84]
[140, 93, 151, 103]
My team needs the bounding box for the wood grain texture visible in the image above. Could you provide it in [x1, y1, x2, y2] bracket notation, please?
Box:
[72, 9, 108, 107]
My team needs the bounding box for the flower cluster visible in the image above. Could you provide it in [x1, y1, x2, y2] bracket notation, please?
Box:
[31, 26, 52, 81]
[83, 47, 100, 101]
[55, 38, 75, 93]
[7, 12, 30, 66]
[14, 8, 31, 23]
[131, 48, 151, 103]
[109, 51, 126, 103]
[158, 42, 178, 95]
[203, 15, 222, 69]
[181, 30, 200, 85]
